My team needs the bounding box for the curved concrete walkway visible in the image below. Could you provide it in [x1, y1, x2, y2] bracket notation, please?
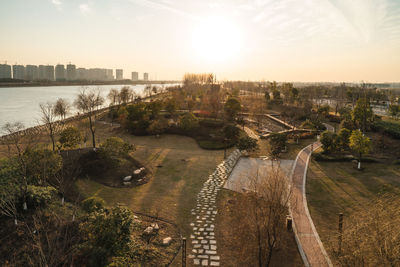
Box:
[289, 142, 333, 267]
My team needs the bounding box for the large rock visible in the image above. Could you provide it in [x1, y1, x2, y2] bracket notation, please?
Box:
[151, 222, 159, 231]
[143, 226, 153, 235]
[163, 237, 172, 245]
[123, 181, 131, 186]
[133, 167, 146, 178]
[123, 175, 132, 182]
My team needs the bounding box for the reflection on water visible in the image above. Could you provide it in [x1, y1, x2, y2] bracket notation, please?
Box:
[0, 84, 175, 134]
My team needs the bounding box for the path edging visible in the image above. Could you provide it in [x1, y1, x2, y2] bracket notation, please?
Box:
[289, 142, 333, 267]
[288, 146, 310, 267]
[302, 143, 333, 267]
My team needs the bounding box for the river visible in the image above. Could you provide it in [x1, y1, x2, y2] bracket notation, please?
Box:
[0, 84, 176, 134]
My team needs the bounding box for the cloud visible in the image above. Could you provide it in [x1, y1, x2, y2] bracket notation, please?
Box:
[327, 0, 400, 43]
[79, 2, 92, 15]
[126, 0, 198, 20]
[51, 0, 62, 10]
[248, 0, 400, 46]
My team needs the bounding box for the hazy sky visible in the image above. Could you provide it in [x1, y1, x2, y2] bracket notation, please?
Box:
[1, 0, 400, 82]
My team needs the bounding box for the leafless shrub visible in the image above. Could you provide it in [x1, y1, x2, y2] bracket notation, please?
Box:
[329, 195, 400, 267]
[234, 166, 291, 266]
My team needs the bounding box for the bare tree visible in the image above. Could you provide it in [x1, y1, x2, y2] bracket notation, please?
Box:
[54, 98, 70, 121]
[1, 122, 38, 211]
[236, 166, 291, 267]
[50, 155, 81, 205]
[74, 88, 104, 148]
[108, 88, 120, 107]
[39, 102, 58, 151]
[0, 190, 18, 225]
[144, 85, 152, 99]
[26, 210, 80, 267]
[119, 86, 133, 105]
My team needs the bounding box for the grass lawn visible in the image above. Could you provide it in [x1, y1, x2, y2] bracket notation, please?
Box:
[76, 128, 231, 235]
[306, 156, 400, 258]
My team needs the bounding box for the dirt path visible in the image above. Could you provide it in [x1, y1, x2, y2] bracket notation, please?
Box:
[289, 142, 333, 267]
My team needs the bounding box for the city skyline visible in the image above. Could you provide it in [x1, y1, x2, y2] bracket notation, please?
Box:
[1, 0, 400, 82]
[0, 62, 152, 81]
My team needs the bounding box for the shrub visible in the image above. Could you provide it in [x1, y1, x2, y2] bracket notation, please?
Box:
[301, 118, 325, 131]
[320, 131, 336, 153]
[197, 139, 235, 150]
[80, 205, 134, 266]
[178, 112, 199, 132]
[317, 104, 330, 117]
[26, 185, 57, 208]
[147, 119, 167, 135]
[224, 98, 241, 121]
[338, 128, 351, 151]
[25, 148, 63, 185]
[267, 133, 287, 159]
[100, 137, 135, 159]
[312, 152, 355, 162]
[82, 196, 105, 213]
[339, 119, 355, 131]
[199, 118, 224, 128]
[300, 119, 315, 129]
[223, 125, 240, 141]
[299, 132, 315, 139]
[237, 136, 258, 151]
[371, 121, 400, 139]
[59, 126, 82, 149]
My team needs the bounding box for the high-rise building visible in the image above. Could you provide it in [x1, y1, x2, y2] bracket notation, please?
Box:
[55, 64, 66, 81]
[44, 65, 55, 81]
[116, 69, 123, 80]
[0, 64, 12, 79]
[87, 68, 108, 81]
[105, 69, 114, 80]
[66, 64, 76, 81]
[143, 72, 149, 81]
[76, 68, 87, 80]
[12, 65, 25, 80]
[25, 65, 38, 81]
[131, 72, 138, 81]
[38, 65, 46, 80]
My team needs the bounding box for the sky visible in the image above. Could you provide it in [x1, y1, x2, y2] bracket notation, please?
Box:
[0, 0, 400, 82]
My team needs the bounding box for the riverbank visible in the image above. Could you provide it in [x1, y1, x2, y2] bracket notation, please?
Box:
[0, 79, 180, 88]
[0, 90, 169, 139]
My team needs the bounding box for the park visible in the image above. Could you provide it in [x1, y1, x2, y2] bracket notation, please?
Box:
[1, 76, 400, 266]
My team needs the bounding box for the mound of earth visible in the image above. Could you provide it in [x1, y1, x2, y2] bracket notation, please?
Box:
[77, 149, 150, 187]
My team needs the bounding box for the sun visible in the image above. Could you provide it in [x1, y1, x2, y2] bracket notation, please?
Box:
[191, 16, 242, 64]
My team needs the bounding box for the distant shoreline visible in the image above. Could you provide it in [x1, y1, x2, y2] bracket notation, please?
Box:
[0, 92, 167, 139]
[0, 80, 180, 88]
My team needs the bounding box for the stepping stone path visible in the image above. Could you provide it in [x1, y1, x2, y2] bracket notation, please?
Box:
[189, 149, 241, 266]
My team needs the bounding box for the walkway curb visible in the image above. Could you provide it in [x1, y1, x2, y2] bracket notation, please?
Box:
[289, 141, 333, 267]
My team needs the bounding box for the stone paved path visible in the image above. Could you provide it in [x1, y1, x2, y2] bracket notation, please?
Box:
[243, 126, 260, 140]
[290, 142, 333, 267]
[188, 149, 241, 266]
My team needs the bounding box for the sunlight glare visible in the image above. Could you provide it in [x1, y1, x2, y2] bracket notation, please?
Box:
[192, 16, 242, 64]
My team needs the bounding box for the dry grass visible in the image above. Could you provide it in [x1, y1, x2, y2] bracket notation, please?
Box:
[306, 156, 400, 263]
[215, 189, 303, 267]
[76, 125, 231, 235]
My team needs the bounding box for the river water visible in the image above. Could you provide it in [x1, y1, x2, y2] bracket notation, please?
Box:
[0, 84, 175, 134]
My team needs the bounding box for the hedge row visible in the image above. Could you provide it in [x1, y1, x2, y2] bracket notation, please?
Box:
[371, 121, 400, 139]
